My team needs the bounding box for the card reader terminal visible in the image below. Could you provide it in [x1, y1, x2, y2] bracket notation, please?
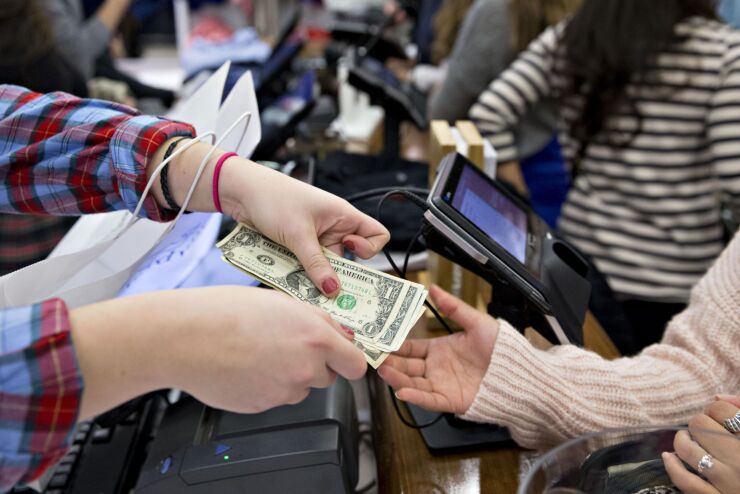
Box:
[424, 153, 591, 345]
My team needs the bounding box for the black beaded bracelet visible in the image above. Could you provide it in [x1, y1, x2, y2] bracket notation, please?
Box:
[160, 136, 190, 212]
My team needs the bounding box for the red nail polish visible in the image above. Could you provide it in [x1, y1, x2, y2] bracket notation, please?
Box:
[341, 325, 355, 338]
[343, 240, 356, 252]
[322, 278, 339, 294]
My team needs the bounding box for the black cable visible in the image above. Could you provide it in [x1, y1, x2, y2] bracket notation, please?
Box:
[389, 386, 445, 429]
[348, 187, 456, 429]
[345, 186, 429, 205]
[401, 223, 425, 278]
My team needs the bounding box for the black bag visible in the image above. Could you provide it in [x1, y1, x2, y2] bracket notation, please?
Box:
[314, 152, 429, 251]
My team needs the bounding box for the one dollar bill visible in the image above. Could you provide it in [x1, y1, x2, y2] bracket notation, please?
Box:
[217, 223, 427, 368]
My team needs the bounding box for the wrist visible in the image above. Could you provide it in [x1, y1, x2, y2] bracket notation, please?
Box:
[147, 136, 184, 212]
[218, 156, 259, 223]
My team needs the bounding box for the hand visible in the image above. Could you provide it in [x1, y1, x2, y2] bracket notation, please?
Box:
[219, 158, 390, 296]
[377, 285, 498, 414]
[148, 140, 390, 297]
[71, 286, 368, 419]
[662, 396, 740, 494]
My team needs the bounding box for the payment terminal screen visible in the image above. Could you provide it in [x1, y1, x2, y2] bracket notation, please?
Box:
[451, 167, 527, 262]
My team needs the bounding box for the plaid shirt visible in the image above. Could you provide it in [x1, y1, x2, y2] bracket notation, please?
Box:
[0, 85, 194, 490]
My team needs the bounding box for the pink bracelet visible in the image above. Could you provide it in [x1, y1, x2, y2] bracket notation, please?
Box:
[212, 152, 238, 213]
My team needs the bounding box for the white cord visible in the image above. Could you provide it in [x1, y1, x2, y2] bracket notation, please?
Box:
[131, 132, 214, 220]
[131, 111, 252, 223]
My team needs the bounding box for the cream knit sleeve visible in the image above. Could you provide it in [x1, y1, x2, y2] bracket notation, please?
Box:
[461, 232, 740, 450]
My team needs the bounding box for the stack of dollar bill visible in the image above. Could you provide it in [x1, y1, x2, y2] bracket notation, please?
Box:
[217, 223, 428, 368]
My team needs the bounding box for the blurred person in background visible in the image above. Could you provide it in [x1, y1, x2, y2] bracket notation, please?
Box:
[39, 0, 133, 81]
[429, 0, 581, 227]
[0, 0, 87, 275]
[385, 0, 475, 93]
[467, 0, 740, 353]
[40, 0, 175, 106]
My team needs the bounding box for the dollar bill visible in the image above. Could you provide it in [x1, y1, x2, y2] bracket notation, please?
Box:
[217, 223, 427, 367]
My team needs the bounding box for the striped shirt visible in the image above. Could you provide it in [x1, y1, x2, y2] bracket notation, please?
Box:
[470, 17, 740, 302]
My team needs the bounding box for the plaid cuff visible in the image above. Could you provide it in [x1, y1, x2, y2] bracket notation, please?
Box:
[0, 299, 83, 487]
[109, 115, 194, 222]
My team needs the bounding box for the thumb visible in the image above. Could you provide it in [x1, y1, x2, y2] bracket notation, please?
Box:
[429, 284, 485, 331]
[288, 232, 341, 296]
[715, 395, 740, 408]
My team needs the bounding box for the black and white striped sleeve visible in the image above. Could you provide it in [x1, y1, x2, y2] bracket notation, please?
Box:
[707, 33, 740, 219]
[468, 25, 560, 163]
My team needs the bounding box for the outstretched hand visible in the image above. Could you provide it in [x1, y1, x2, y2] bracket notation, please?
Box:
[377, 285, 499, 414]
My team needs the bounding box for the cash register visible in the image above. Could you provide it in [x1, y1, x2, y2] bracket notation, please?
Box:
[16, 379, 359, 494]
[134, 378, 359, 493]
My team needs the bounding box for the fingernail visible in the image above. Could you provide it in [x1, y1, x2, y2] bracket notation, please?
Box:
[343, 240, 356, 252]
[715, 394, 733, 401]
[322, 278, 339, 295]
[341, 325, 355, 339]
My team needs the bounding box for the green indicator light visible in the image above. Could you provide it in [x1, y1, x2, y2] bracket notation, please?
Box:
[223, 455, 230, 461]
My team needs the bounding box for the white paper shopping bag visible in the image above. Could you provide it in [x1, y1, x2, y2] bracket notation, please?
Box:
[0, 64, 261, 309]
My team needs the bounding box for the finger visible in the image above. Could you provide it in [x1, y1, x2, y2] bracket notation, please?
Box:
[688, 414, 737, 460]
[387, 355, 427, 378]
[394, 339, 430, 359]
[395, 387, 455, 414]
[704, 400, 739, 430]
[662, 452, 720, 494]
[377, 364, 414, 389]
[323, 331, 368, 381]
[342, 233, 386, 259]
[325, 243, 343, 257]
[338, 325, 355, 342]
[377, 365, 433, 392]
[429, 285, 485, 331]
[310, 368, 338, 389]
[715, 395, 740, 408]
[674, 429, 726, 484]
[347, 213, 390, 252]
[284, 388, 311, 406]
[289, 232, 341, 296]
[320, 311, 355, 342]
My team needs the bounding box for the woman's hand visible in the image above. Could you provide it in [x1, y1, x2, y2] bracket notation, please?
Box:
[377, 285, 499, 414]
[71, 286, 368, 419]
[662, 396, 740, 494]
[148, 139, 390, 298]
[219, 158, 390, 296]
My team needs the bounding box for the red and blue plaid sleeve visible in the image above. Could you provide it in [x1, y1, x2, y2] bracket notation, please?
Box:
[0, 299, 82, 490]
[0, 85, 195, 221]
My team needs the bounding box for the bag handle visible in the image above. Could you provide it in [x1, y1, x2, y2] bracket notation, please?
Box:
[132, 111, 253, 224]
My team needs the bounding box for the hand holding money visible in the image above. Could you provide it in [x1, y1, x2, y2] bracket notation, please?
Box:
[217, 159, 390, 297]
[218, 224, 428, 368]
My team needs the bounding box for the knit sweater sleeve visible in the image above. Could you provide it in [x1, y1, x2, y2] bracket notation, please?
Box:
[461, 230, 740, 450]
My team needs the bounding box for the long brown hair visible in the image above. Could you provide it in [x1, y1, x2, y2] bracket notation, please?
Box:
[508, 0, 582, 53]
[431, 0, 475, 64]
[563, 0, 718, 154]
[0, 0, 55, 65]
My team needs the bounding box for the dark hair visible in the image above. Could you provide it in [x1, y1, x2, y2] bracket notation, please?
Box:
[0, 0, 54, 65]
[562, 0, 718, 153]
